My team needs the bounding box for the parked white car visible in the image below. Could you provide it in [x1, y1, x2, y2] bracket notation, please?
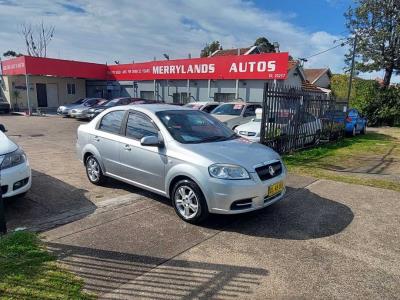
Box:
[234, 109, 264, 142]
[211, 102, 262, 130]
[0, 124, 31, 198]
[184, 101, 220, 113]
[235, 109, 323, 145]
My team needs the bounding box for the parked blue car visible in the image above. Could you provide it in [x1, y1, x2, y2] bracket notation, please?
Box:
[345, 109, 367, 136]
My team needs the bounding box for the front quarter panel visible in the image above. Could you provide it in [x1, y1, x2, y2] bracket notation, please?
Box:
[165, 158, 210, 199]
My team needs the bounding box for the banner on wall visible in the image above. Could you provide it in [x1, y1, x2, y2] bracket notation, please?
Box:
[1, 52, 289, 81]
[107, 52, 289, 81]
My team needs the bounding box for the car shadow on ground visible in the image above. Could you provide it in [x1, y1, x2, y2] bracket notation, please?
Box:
[4, 169, 96, 231]
[210, 186, 355, 240]
[46, 241, 268, 299]
[42, 186, 354, 298]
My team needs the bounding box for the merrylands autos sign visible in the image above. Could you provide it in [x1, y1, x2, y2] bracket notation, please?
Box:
[1, 52, 289, 81]
[107, 52, 289, 81]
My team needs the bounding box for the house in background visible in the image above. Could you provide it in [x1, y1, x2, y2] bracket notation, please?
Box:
[304, 68, 332, 88]
[304, 68, 332, 96]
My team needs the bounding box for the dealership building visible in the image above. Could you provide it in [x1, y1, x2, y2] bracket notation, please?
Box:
[0, 50, 324, 111]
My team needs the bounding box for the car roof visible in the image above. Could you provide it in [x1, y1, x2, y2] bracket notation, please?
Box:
[186, 101, 219, 105]
[121, 103, 193, 113]
[219, 101, 260, 105]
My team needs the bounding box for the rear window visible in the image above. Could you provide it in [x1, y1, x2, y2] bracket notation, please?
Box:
[98, 110, 125, 134]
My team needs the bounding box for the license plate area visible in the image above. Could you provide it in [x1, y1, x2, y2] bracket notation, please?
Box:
[268, 181, 284, 197]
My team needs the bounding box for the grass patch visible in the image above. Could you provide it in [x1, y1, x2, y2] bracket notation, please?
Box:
[283, 130, 400, 192]
[0, 231, 93, 300]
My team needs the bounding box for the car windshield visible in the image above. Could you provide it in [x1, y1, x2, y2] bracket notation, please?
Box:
[211, 103, 244, 116]
[73, 98, 85, 105]
[156, 110, 237, 144]
[103, 99, 120, 107]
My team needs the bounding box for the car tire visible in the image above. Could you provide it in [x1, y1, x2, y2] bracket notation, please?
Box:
[172, 179, 209, 224]
[85, 155, 106, 185]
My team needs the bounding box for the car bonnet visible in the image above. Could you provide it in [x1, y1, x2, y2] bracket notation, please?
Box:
[0, 131, 18, 156]
[181, 137, 281, 171]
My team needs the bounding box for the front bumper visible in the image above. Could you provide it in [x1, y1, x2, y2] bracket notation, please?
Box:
[87, 112, 99, 119]
[204, 171, 286, 214]
[0, 161, 32, 198]
[70, 111, 89, 119]
[237, 134, 260, 143]
[57, 108, 70, 116]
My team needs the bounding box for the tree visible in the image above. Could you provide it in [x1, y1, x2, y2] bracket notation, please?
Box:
[200, 41, 222, 57]
[345, 0, 400, 88]
[254, 37, 276, 53]
[3, 50, 23, 58]
[21, 22, 55, 57]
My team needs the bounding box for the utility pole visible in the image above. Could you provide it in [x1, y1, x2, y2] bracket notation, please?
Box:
[347, 34, 358, 103]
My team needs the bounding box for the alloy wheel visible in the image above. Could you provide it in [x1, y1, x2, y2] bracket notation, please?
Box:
[86, 157, 100, 182]
[174, 186, 199, 219]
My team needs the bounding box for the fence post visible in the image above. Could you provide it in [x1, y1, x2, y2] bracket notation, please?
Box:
[260, 82, 268, 145]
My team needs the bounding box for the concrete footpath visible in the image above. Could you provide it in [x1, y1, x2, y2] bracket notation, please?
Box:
[42, 175, 400, 299]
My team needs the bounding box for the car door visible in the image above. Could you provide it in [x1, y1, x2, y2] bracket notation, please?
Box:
[118, 111, 167, 193]
[92, 110, 126, 175]
[301, 113, 319, 144]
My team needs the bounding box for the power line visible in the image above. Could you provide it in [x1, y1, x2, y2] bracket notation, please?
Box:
[304, 40, 349, 60]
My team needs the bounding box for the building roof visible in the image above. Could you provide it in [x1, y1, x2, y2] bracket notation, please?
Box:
[301, 80, 326, 93]
[210, 46, 259, 57]
[304, 68, 331, 84]
[288, 60, 299, 71]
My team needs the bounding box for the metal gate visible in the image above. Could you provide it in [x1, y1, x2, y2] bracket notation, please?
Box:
[260, 83, 347, 153]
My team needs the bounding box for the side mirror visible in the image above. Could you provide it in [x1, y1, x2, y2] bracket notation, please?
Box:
[0, 124, 6, 133]
[140, 135, 164, 147]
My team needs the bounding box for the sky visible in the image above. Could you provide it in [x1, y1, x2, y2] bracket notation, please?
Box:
[0, 0, 396, 82]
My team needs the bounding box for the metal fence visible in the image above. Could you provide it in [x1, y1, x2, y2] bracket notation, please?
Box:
[260, 83, 348, 154]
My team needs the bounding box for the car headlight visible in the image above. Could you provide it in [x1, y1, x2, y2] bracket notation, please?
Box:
[0, 148, 26, 170]
[208, 164, 250, 180]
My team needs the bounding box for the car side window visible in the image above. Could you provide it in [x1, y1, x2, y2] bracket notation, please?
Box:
[98, 110, 125, 134]
[126, 112, 158, 140]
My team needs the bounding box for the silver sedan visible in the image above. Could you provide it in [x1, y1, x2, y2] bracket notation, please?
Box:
[76, 104, 286, 223]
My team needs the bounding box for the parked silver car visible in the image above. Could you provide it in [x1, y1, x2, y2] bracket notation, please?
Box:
[57, 98, 86, 117]
[76, 105, 286, 223]
[70, 98, 107, 119]
[211, 102, 262, 130]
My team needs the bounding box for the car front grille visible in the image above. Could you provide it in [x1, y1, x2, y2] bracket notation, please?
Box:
[239, 131, 256, 136]
[255, 161, 282, 181]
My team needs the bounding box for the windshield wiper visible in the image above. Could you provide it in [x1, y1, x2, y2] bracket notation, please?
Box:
[199, 136, 227, 143]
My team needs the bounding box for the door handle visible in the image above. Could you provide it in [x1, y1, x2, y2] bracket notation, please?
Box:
[124, 145, 131, 151]
[94, 136, 100, 142]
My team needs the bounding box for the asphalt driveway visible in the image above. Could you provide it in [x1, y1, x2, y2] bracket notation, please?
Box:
[1, 115, 399, 299]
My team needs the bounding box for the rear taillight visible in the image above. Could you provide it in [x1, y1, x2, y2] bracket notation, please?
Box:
[346, 116, 352, 122]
